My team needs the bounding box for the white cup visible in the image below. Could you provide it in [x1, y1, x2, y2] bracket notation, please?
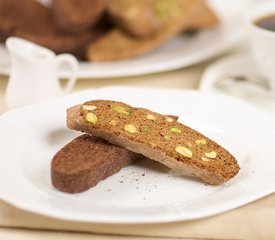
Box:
[247, 2, 275, 91]
[5, 37, 78, 109]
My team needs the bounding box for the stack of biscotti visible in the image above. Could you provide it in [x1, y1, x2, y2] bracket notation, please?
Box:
[87, 0, 202, 61]
[0, 0, 219, 61]
[87, 0, 219, 61]
[67, 100, 240, 185]
[52, 114, 178, 193]
[0, 0, 110, 58]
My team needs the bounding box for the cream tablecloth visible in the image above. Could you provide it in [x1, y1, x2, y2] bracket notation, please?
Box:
[0, 60, 275, 240]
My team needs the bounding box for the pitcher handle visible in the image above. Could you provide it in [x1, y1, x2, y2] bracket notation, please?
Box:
[56, 54, 78, 93]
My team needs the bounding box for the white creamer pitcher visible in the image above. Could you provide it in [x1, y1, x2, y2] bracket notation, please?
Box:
[5, 37, 78, 109]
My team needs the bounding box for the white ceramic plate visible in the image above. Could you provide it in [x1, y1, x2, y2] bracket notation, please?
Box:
[0, 0, 249, 78]
[0, 87, 275, 223]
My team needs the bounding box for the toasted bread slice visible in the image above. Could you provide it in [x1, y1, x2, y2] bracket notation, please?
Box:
[51, 134, 143, 193]
[87, 0, 203, 61]
[67, 100, 240, 185]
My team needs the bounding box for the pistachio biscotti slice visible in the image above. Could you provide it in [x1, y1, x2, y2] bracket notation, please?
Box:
[67, 100, 240, 185]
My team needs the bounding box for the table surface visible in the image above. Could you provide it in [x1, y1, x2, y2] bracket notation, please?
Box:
[0, 57, 275, 240]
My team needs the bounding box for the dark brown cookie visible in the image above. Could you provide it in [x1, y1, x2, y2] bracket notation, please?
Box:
[52, 0, 106, 33]
[51, 134, 143, 193]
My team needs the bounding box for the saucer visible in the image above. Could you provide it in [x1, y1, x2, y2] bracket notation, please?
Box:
[199, 51, 275, 113]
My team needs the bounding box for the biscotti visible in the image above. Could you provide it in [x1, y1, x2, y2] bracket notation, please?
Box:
[67, 100, 240, 185]
[187, 2, 219, 31]
[51, 134, 143, 193]
[107, 0, 218, 39]
[0, 0, 110, 59]
[86, 0, 202, 61]
[52, 0, 106, 33]
[107, 0, 159, 38]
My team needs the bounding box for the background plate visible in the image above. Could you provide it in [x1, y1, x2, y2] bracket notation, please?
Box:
[0, 0, 249, 78]
[0, 87, 275, 223]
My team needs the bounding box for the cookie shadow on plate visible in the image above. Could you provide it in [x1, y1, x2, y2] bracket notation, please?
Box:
[46, 127, 79, 146]
[135, 158, 170, 174]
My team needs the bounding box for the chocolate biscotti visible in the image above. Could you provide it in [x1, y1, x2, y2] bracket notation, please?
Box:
[0, 0, 105, 58]
[67, 100, 240, 185]
[51, 134, 143, 193]
[52, 0, 106, 33]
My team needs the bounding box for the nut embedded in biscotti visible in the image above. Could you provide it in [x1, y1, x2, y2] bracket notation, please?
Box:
[82, 105, 97, 111]
[124, 124, 139, 133]
[205, 151, 217, 159]
[85, 112, 98, 124]
[109, 120, 117, 126]
[143, 125, 151, 132]
[163, 135, 171, 140]
[175, 145, 192, 158]
[165, 116, 175, 123]
[146, 114, 156, 121]
[155, 0, 183, 21]
[170, 127, 182, 134]
[195, 138, 207, 145]
[111, 104, 132, 115]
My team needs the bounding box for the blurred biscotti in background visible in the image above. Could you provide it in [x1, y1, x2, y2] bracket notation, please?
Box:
[188, 1, 219, 30]
[0, 0, 219, 61]
[87, 0, 204, 61]
[106, 0, 219, 38]
[52, 0, 106, 33]
[107, 0, 160, 38]
[0, 0, 110, 59]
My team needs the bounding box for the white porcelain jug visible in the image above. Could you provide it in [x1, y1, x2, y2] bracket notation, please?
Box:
[5, 37, 78, 109]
